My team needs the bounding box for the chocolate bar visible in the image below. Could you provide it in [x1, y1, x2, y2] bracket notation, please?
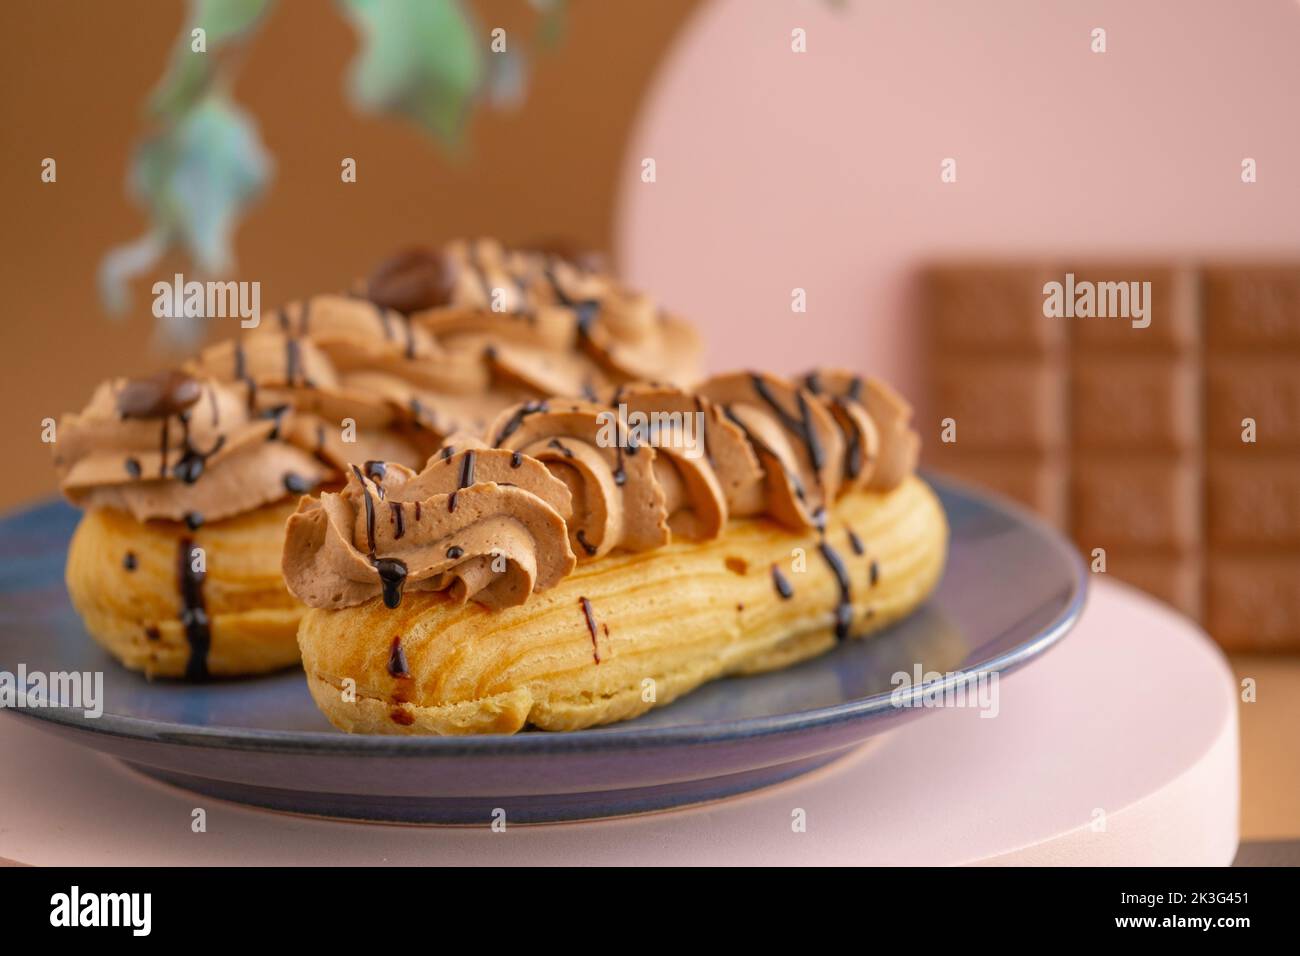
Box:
[923, 261, 1300, 651]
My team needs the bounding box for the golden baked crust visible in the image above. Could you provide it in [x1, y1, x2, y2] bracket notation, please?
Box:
[65, 500, 304, 678]
[299, 475, 948, 734]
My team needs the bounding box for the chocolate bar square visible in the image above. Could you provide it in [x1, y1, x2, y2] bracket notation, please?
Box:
[1206, 554, 1300, 651]
[1206, 356, 1300, 450]
[925, 266, 1063, 354]
[1072, 455, 1201, 551]
[1063, 265, 1198, 352]
[1207, 457, 1300, 549]
[1071, 355, 1199, 451]
[1204, 266, 1300, 350]
[930, 358, 1066, 451]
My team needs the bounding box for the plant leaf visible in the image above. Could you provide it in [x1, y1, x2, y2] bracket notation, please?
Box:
[341, 0, 484, 145]
[150, 0, 272, 118]
[134, 94, 272, 273]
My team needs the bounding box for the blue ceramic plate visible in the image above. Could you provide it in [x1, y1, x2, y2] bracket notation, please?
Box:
[0, 474, 1085, 823]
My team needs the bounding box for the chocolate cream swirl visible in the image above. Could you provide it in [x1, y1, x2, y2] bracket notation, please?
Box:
[281, 367, 918, 612]
[367, 237, 703, 396]
[480, 370, 919, 560]
[54, 370, 332, 523]
[282, 441, 575, 611]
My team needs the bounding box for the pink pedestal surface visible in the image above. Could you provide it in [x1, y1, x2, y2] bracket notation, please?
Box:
[0, 579, 1238, 865]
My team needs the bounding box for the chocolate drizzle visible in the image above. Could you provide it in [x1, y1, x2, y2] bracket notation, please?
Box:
[446, 545, 464, 559]
[125, 458, 141, 479]
[771, 564, 794, 600]
[847, 528, 865, 556]
[177, 538, 211, 681]
[579, 596, 601, 663]
[172, 417, 226, 484]
[285, 337, 303, 387]
[575, 530, 598, 557]
[390, 501, 406, 539]
[123, 551, 137, 571]
[817, 541, 853, 640]
[748, 374, 825, 493]
[374, 558, 408, 609]
[510, 450, 523, 468]
[387, 636, 410, 678]
[352, 464, 377, 555]
[184, 511, 204, 531]
[447, 450, 476, 513]
[364, 460, 388, 482]
[492, 400, 548, 447]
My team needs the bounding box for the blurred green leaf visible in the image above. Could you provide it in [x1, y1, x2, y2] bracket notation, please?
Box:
[102, 95, 271, 314]
[150, 0, 271, 118]
[341, 0, 484, 145]
[533, 0, 567, 50]
[134, 95, 272, 273]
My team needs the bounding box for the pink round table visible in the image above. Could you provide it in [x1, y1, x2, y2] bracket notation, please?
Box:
[0, 578, 1238, 865]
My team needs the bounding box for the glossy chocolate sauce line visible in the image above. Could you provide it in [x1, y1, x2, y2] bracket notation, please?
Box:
[492, 400, 548, 447]
[448, 450, 476, 513]
[387, 636, 410, 678]
[234, 339, 258, 411]
[351, 464, 378, 556]
[375, 302, 394, 341]
[721, 404, 803, 506]
[390, 501, 406, 539]
[177, 538, 211, 681]
[807, 372, 867, 483]
[817, 540, 853, 641]
[694, 395, 714, 465]
[579, 596, 601, 663]
[750, 373, 825, 477]
[285, 336, 303, 387]
[771, 564, 794, 600]
[847, 528, 865, 556]
[373, 556, 408, 609]
[542, 267, 600, 336]
[158, 417, 170, 478]
[173, 411, 227, 484]
[836, 397, 864, 481]
[575, 530, 598, 556]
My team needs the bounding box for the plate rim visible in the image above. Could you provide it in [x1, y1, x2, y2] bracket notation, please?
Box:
[3, 472, 1087, 756]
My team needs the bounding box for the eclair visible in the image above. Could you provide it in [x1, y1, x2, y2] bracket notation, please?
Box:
[286, 368, 946, 734]
[57, 372, 333, 678]
[53, 241, 710, 680]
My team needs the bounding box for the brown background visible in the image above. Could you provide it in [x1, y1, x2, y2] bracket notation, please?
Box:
[0, 0, 697, 510]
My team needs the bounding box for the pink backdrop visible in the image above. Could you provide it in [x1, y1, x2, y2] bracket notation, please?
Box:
[616, 0, 1300, 398]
